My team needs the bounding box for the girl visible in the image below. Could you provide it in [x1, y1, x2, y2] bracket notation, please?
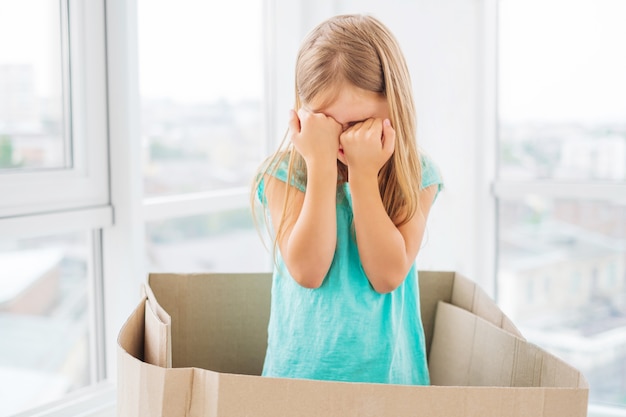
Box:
[252, 14, 443, 385]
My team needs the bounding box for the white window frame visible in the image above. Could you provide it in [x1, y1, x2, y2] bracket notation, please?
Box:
[0, 1, 115, 416]
[0, 0, 111, 219]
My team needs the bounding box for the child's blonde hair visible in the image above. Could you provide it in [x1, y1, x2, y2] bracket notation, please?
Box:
[252, 14, 422, 249]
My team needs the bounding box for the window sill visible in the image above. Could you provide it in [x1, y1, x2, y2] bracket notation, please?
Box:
[589, 404, 626, 417]
[12, 382, 115, 417]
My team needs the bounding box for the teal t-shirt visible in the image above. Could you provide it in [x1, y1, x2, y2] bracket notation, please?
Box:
[257, 153, 443, 385]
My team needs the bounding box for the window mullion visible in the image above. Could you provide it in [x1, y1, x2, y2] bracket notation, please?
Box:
[89, 229, 107, 383]
[0, 205, 113, 239]
[493, 181, 626, 203]
[143, 188, 249, 222]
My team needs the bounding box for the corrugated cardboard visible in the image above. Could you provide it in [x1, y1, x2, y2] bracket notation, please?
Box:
[117, 271, 589, 417]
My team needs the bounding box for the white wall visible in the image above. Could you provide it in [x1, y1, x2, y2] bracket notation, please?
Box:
[271, 0, 496, 291]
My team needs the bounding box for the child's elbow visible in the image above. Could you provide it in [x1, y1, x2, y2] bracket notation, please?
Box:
[292, 274, 325, 289]
[288, 265, 327, 289]
[371, 279, 402, 294]
[296, 278, 324, 289]
[369, 267, 409, 294]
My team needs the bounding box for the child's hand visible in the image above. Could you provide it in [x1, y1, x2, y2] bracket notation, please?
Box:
[288, 108, 342, 169]
[339, 118, 395, 177]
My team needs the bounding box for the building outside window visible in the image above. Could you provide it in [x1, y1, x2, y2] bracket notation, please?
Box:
[0, 234, 95, 414]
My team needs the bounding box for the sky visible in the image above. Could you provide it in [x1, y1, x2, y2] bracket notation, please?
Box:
[498, 0, 626, 124]
[0, 0, 61, 97]
[137, 0, 264, 103]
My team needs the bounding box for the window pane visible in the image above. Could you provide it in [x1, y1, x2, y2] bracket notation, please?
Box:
[138, 0, 264, 197]
[498, 0, 626, 181]
[0, 0, 68, 171]
[0, 232, 93, 415]
[146, 209, 270, 273]
[498, 198, 626, 406]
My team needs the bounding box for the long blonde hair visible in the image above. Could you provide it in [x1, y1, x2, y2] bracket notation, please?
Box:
[251, 14, 422, 249]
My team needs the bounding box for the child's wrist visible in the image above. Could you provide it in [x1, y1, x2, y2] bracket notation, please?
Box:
[306, 158, 337, 176]
[347, 166, 379, 184]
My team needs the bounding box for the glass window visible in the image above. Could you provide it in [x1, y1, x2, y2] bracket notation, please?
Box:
[138, 0, 264, 197]
[0, 232, 95, 415]
[498, 198, 626, 405]
[0, 0, 68, 171]
[497, 0, 626, 408]
[146, 209, 270, 273]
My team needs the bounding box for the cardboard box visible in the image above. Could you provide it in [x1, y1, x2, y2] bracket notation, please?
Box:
[117, 271, 589, 417]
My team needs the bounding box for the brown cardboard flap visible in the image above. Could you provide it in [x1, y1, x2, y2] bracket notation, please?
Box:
[118, 298, 194, 417]
[118, 293, 146, 362]
[449, 272, 524, 339]
[429, 301, 588, 390]
[144, 296, 170, 368]
[143, 283, 172, 368]
[145, 281, 172, 326]
[417, 270, 455, 355]
[418, 270, 524, 358]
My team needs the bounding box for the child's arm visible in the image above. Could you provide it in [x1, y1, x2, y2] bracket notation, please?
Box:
[264, 109, 341, 288]
[341, 118, 437, 293]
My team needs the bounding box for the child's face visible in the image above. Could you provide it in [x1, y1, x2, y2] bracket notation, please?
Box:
[307, 83, 390, 165]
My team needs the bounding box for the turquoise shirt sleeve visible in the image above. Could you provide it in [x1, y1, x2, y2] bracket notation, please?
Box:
[419, 152, 444, 201]
[256, 155, 306, 205]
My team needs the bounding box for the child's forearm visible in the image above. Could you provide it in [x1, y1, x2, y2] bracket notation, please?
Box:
[349, 174, 417, 293]
[280, 162, 337, 288]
